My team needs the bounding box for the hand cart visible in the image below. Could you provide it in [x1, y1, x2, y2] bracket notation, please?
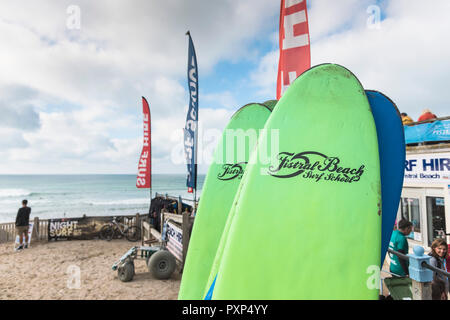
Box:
[112, 245, 176, 282]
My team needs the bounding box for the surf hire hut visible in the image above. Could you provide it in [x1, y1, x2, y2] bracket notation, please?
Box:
[399, 117, 450, 249]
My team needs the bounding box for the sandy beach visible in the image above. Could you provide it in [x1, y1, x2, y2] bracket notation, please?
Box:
[0, 239, 181, 300]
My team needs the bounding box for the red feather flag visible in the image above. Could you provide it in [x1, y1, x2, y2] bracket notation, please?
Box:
[276, 0, 311, 100]
[136, 97, 151, 189]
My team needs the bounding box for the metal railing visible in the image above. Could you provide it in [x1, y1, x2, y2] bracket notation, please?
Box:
[405, 116, 450, 126]
[388, 248, 450, 278]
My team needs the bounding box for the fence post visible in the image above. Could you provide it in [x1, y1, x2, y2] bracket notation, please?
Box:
[135, 213, 141, 228]
[33, 217, 39, 242]
[182, 211, 190, 269]
[160, 211, 164, 236]
[178, 196, 182, 215]
[408, 245, 433, 300]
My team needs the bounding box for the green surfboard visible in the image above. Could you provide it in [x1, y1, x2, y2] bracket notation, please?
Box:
[203, 101, 279, 299]
[262, 100, 278, 111]
[207, 64, 382, 300]
[178, 103, 272, 300]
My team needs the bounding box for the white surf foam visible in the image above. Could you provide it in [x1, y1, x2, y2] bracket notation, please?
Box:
[88, 198, 150, 206]
[0, 189, 31, 198]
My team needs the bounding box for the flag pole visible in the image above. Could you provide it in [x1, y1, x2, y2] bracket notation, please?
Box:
[194, 164, 197, 212]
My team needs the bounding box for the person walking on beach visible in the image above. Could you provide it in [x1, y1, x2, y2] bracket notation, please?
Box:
[429, 238, 449, 300]
[15, 199, 31, 251]
[388, 219, 413, 277]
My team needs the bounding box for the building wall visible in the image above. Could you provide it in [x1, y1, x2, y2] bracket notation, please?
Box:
[399, 144, 450, 249]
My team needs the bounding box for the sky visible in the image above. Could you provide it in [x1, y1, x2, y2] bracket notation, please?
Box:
[0, 0, 449, 175]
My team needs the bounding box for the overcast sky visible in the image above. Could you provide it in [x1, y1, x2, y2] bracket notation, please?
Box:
[0, 0, 449, 175]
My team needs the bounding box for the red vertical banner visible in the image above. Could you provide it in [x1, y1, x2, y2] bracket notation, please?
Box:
[276, 0, 311, 100]
[136, 97, 151, 189]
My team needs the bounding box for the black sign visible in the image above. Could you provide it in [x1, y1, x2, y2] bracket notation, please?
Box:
[268, 151, 365, 183]
[217, 162, 247, 181]
[48, 217, 100, 241]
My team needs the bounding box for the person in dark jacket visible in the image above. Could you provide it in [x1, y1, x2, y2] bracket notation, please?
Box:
[15, 199, 31, 250]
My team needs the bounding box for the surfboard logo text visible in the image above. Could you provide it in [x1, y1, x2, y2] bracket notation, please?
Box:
[268, 152, 365, 183]
[218, 163, 247, 181]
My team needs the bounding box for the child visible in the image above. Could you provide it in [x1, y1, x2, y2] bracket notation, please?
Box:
[429, 238, 449, 300]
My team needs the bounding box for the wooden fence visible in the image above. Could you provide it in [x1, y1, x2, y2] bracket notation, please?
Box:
[142, 210, 195, 268]
[0, 214, 146, 244]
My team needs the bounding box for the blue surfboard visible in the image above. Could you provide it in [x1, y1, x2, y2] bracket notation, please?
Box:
[366, 90, 405, 267]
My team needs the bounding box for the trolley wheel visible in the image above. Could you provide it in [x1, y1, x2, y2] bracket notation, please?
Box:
[125, 226, 140, 242]
[100, 225, 114, 241]
[118, 261, 134, 282]
[147, 250, 176, 280]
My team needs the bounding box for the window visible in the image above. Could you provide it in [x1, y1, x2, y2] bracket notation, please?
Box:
[426, 197, 446, 246]
[401, 197, 421, 240]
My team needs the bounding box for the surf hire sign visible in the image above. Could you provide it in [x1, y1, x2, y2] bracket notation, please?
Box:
[404, 153, 450, 185]
[137, 97, 152, 192]
[277, 0, 311, 99]
[184, 31, 199, 195]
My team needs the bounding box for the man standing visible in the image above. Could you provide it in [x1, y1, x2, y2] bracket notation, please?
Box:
[389, 219, 413, 277]
[15, 199, 31, 251]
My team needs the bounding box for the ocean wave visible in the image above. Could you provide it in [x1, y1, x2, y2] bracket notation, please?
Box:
[29, 192, 64, 197]
[0, 189, 31, 198]
[86, 198, 151, 206]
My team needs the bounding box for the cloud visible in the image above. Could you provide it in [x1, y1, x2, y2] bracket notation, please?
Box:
[1, 0, 449, 174]
[250, 0, 450, 121]
[0, 0, 281, 174]
[0, 103, 40, 131]
[308, 0, 374, 41]
[203, 91, 238, 110]
[0, 128, 29, 149]
[311, 0, 450, 120]
[250, 50, 279, 98]
[0, 85, 41, 130]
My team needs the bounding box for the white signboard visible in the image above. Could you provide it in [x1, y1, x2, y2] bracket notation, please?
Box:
[404, 152, 450, 184]
[166, 221, 183, 262]
[27, 221, 33, 245]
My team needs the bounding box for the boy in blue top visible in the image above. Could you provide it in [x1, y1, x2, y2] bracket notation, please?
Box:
[389, 219, 413, 277]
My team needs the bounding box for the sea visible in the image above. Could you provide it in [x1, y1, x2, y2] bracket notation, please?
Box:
[0, 174, 205, 223]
